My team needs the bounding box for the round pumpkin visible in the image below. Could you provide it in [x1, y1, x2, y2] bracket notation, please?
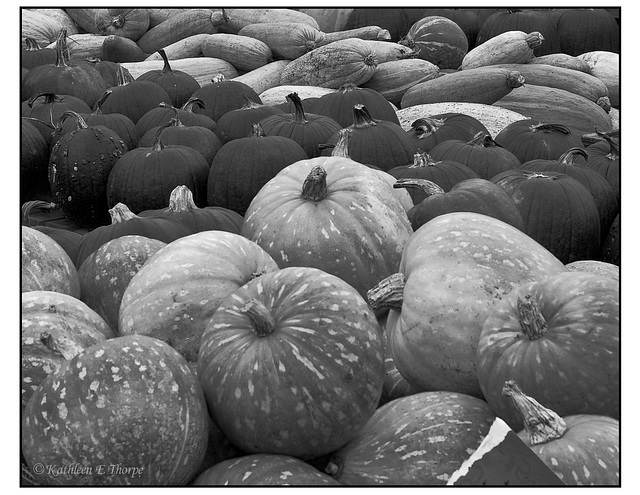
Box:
[94, 8, 150, 41]
[198, 266, 385, 459]
[30, 225, 83, 263]
[21, 37, 57, 70]
[21, 118, 50, 202]
[367, 212, 566, 397]
[215, 94, 286, 142]
[401, 15, 469, 70]
[584, 131, 620, 203]
[420, 8, 482, 49]
[136, 98, 221, 141]
[22, 335, 210, 485]
[476, 271, 619, 431]
[191, 74, 262, 122]
[406, 113, 490, 153]
[241, 156, 413, 304]
[555, 8, 620, 56]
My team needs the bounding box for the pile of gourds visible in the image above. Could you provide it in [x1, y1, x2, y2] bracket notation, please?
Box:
[20, 7, 620, 487]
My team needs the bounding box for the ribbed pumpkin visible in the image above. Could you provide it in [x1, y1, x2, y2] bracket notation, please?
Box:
[191, 74, 262, 122]
[343, 8, 423, 42]
[106, 125, 210, 214]
[139, 185, 244, 235]
[21, 290, 114, 414]
[98, 64, 173, 124]
[21, 118, 50, 202]
[135, 98, 220, 140]
[313, 83, 400, 127]
[405, 113, 490, 153]
[22, 335, 209, 485]
[78, 235, 167, 334]
[22, 28, 107, 108]
[387, 151, 479, 205]
[94, 8, 150, 41]
[207, 124, 309, 216]
[197, 266, 385, 459]
[323, 391, 496, 485]
[428, 131, 521, 180]
[476, 269, 619, 431]
[48, 110, 128, 228]
[401, 15, 468, 70]
[77, 57, 121, 88]
[259, 92, 343, 158]
[555, 8, 620, 56]
[215, 94, 286, 142]
[419, 8, 482, 49]
[397, 177, 525, 232]
[491, 169, 601, 264]
[320, 104, 417, 171]
[135, 49, 201, 108]
[74, 203, 191, 269]
[21, 37, 57, 70]
[241, 156, 413, 304]
[585, 131, 620, 203]
[118, 230, 279, 363]
[494, 120, 585, 163]
[367, 212, 566, 397]
[22, 226, 81, 298]
[503, 381, 620, 486]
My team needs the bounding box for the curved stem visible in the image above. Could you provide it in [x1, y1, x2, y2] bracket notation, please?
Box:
[558, 147, 588, 165]
[367, 272, 405, 312]
[531, 123, 572, 135]
[108, 203, 139, 223]
[158, 48, 172, 74]
[40, 331, 85, 361]
[181, 97, 206, 113]
[330, 128, 352, 158]
[239, 298, 276, 338]
[286, 92, 308, 124]
[393, 178, 445, 196]
[300, 166, 328, 202]
[411, 117, 445, 137]
[516, 294, 548, 340]
[60, 110, 89, 131]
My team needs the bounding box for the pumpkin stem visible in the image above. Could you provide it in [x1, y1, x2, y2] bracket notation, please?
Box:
[300, 166, 328, 202]
[115, 63, 135, 86]
[40, 331, 85, 361]
[93, 90, 113, 113]
[28, 92, 59, 108]
[469, 131, 502, 148]
[59, 110, 89, 131]
[595, 129, 620, 157]
[151, 120, 174, 151]
[329, 128, 352, 158]
[517, 294, 548, 339]
[239, 92, 263, 110]
[366, 272, 405, 312]
[407, 151, 437, 168]
[351, 104, 378, 128]
[411, 117, 445, 138]
[109, 203, 139, 223]
[338, 83, 358, 94]
[22, 200, 57, 226]
[250, 123, 266, 138]
[558, 147, 589, 165]
[286, 92, 308, 124]
[54, 28, 69, 67]
[596, 96, 612, 113]
[158, 49, 173, 74]
[239, 298, 276, 338]
[393, 178, 445, 196]
[531, 123, 572, 135]
[524, 32, 545, 50]
[506, 70, 526, 89]
[24, 37, 42, 51]
[502, 380, 567, 446]
[324, 456, 343, 478]
[167, 185, 198, 212]
[181, 97, 206, 113]
[212, 74, 227, 84]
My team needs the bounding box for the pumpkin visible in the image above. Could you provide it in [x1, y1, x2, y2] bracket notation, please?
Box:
[323, 391, 496, 485]
[258, 92, 342, 159]
[74, 203, 191, 269]
[118, 230, 279, 363]
[367, 212, 566, 397]
[30, 225, 83, 263]
[428, 131, 521, 180]
[387, 151, 479, 205]
[405, 113, 490, 153]
[94, 8, 150, 41]
[135, 49, 201, 108]
[343, 8, 423, 42]
[22, 226, 81, 298]
[215, 94, 286, 142]
[20, 118, 50, 202]
[101, 33, 150, 63]
[577, 51, 619, 108]
[320, 104, 417, 171]
[22, 335, 210, 485]
[419, 8, 481, 49]
[192, 454, 340, 486]
[241, 156, 413, 304]
[135, 98, 220, 141]
[191, 74, 262, 122]
[503, 380, 620, 485]
[584, 130, 620, 203]
[477, 271, 619, 431]
[491, 169, 601, 264]
[401, 15, 469, 70]
[555, 8, 620, 56]
[398, 177, 525, 232]
[494, 120, 585, 163]
[22, 29, 107, 108]
[21, 290, 114, 415]
[237, 22, 324, 60]
[49, 110, 129, 228]
[21, 37, 57, 70]
[198, 266, 385, 459]
[566, 260, 619, 281]
[207, 123, 309, 216]
[78, 235, 167, 334]
[106, 124, 210, 214]
[600, 213, 620, 266]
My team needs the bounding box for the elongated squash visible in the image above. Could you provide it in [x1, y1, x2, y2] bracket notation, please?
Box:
[143, 34, 209, 61]
[577, 51, 619, 107]
[23, 9, 75, 46]
[102, 34, 149, 63]
[63, 8, 105, 34]
[30, 9, 80, 36]
[219, 8, 320, 34]
[232, 60, 291, 95]
[136, 8, 227, 55]
[460, 31, 544, 70]
[146, 8, 189, 28]
[493, 85, 613, 137]
[527, 53, 592, 73]
[238, 22, 324, 60]
[121, 57, 238, 86]
[280, 38, 378, 89]
[362, 59, 440, 107]
[45, 33, 105, 60]
[489, 63, 611, 112]
[258, 85, 334, 106]
[317, 25, 391, 46]
[401, 67, 525, 108]
[201, 33, 273, 72]
[361, 40, 416, 63]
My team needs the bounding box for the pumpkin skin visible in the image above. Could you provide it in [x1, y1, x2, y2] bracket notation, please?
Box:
[241, 156, 413, 304]
[20, 118, 50, 201]
[78, 235, 167, 334]
[215, 95, 286, 142]
[476, 271, 619, 431]
[22, 226, 81, 298]
[555, 8, 620, 56]
[192, 454, 340, 486]
[491, 169, 602, 264]
[401, 15, 469, 70]
[21, 290, 114, 415]
[585, 133, 620, 203]
[136, 98, 220, 142]
[118, 231, 279, 362]
[368, 212, 566, 397]
[406, 113, 490, 153]
[22, 335, 210, 485]
[191, 75, 262, 122]
[21, 37, 57, 70]
[198, 266, 385, 460]
[324, 391, 496, 485]
[31, 226, 83, 263]
[600, 213, 620, 266]
[566, 259, 619, 281]
[94, 8, 151, 41]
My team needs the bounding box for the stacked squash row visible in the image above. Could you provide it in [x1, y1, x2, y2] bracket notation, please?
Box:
[21, 7, 621, 487]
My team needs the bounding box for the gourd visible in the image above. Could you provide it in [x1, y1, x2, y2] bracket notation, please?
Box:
[460, 30, 544, 69]
[400, 15, 468, 70]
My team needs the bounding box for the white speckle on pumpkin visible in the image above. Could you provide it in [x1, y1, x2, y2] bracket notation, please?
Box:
[598, 459, 607, 468]
[57, 402, 68, 419]
[89, 380, 99, 392]
[94, 349, 104, 358]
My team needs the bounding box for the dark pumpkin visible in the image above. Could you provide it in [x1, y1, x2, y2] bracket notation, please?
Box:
[21, 37, 57, 70]
[214, 94, 286, 142]
[420, 8, 482, 49]
[584, 131, 620, 203]
[344, 8, 425, 42]
[76, 57, 120, 88]
[106, 124, 211, 214]
[30, 225, 83, 264]
[491, 169, 601, 264]
[21, 118, 51, 202]
[600, 213, 620, 266]
[406, 113, 490, 153]
[555, 8, 620, 55]
[191, 74, 262, 122]
[48, 110, 129, 228]
[207, 124, 309, 216]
